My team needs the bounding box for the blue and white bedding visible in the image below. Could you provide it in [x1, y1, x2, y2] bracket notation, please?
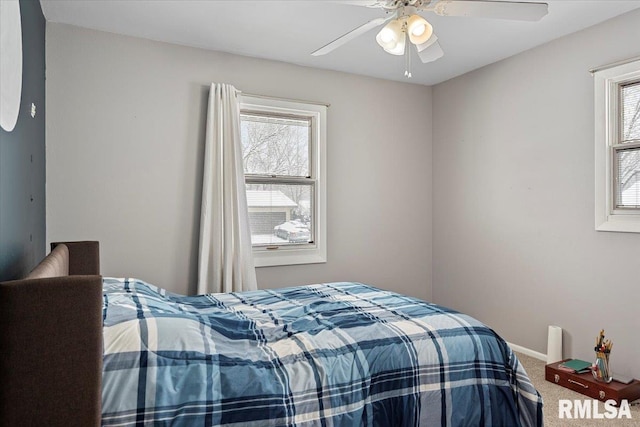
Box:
[101, 278, 543, 426]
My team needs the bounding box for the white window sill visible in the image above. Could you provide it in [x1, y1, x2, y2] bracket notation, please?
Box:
[596, 216, 640, 233]
[253, 246, 326, 267]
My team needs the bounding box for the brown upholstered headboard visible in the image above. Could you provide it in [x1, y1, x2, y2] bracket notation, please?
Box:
[0, 241, 103, 427]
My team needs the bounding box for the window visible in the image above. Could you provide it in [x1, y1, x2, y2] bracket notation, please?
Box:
[239, 95, 327, 266]
[594, 58, 640, 232]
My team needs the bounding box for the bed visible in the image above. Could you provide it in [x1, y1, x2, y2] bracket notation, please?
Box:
[0, 242, 543, 426]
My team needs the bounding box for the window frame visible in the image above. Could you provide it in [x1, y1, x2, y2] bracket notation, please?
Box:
[239, 95, 327, 267]
[594, 58, 640, 232]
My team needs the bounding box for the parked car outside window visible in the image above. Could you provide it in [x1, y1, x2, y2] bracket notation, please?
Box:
[274, 220, 311, 243]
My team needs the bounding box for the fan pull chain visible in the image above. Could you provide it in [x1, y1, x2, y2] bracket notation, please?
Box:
[404, 32, 412, 78]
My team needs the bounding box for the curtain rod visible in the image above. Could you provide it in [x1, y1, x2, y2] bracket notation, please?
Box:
[589, 55, 640, 74]
[238, 91, 330, 108]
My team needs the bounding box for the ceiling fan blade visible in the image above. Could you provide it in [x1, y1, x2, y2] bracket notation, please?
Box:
[432, 1, 548, 21]
[328, 0, 384, 7]
[416, 37, 444, 63]
[311, 16, 391, 56]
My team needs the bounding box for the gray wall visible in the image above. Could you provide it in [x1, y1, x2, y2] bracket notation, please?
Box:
[45, 23, 433, 300]
[0, 0, 46, 281]
[433, 9, 640, 377]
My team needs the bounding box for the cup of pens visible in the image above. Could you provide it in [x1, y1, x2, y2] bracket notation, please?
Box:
[592, 329, 612, 383]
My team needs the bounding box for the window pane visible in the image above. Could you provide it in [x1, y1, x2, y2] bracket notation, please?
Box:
[622, 81, 640, 142]
[616, 148, 640, 208]
[246, 183, 313, 246]
[240, 113, 310, 177]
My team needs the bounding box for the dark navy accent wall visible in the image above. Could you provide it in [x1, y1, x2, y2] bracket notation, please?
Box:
[0, 0, 46, 281]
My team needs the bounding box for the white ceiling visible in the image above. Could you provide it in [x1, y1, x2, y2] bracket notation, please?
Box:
[39, 0, 640, 86]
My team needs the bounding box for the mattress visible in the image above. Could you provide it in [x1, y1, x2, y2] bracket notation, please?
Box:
[101, 278, 542, 426]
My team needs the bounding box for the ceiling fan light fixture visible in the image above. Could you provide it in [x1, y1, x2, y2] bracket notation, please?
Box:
[415, 33, 437, 52]
[407, 14, 432, 45]
[384, 32, 405, 55]
[376, 19, 404, 53]
[378, 27, 395, 44]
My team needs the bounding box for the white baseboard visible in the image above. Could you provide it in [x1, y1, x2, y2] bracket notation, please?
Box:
[507, 341, 547, 362]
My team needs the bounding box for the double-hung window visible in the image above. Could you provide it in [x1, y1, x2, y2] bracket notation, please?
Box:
[239, 95, 327, 266]
[594, 58, 640, 232]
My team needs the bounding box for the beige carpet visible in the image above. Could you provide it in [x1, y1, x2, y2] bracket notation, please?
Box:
[516, 352, 640, 426]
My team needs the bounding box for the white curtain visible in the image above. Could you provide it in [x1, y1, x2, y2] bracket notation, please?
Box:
[197, 83, 257, 294]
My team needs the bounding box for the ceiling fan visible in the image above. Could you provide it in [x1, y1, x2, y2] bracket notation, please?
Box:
[311, 0, 549, 77]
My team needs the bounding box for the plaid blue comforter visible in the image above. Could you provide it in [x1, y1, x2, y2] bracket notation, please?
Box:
[101, 279, 542, 426]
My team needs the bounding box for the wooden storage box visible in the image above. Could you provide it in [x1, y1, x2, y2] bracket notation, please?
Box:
[545, 360, 640, 405]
